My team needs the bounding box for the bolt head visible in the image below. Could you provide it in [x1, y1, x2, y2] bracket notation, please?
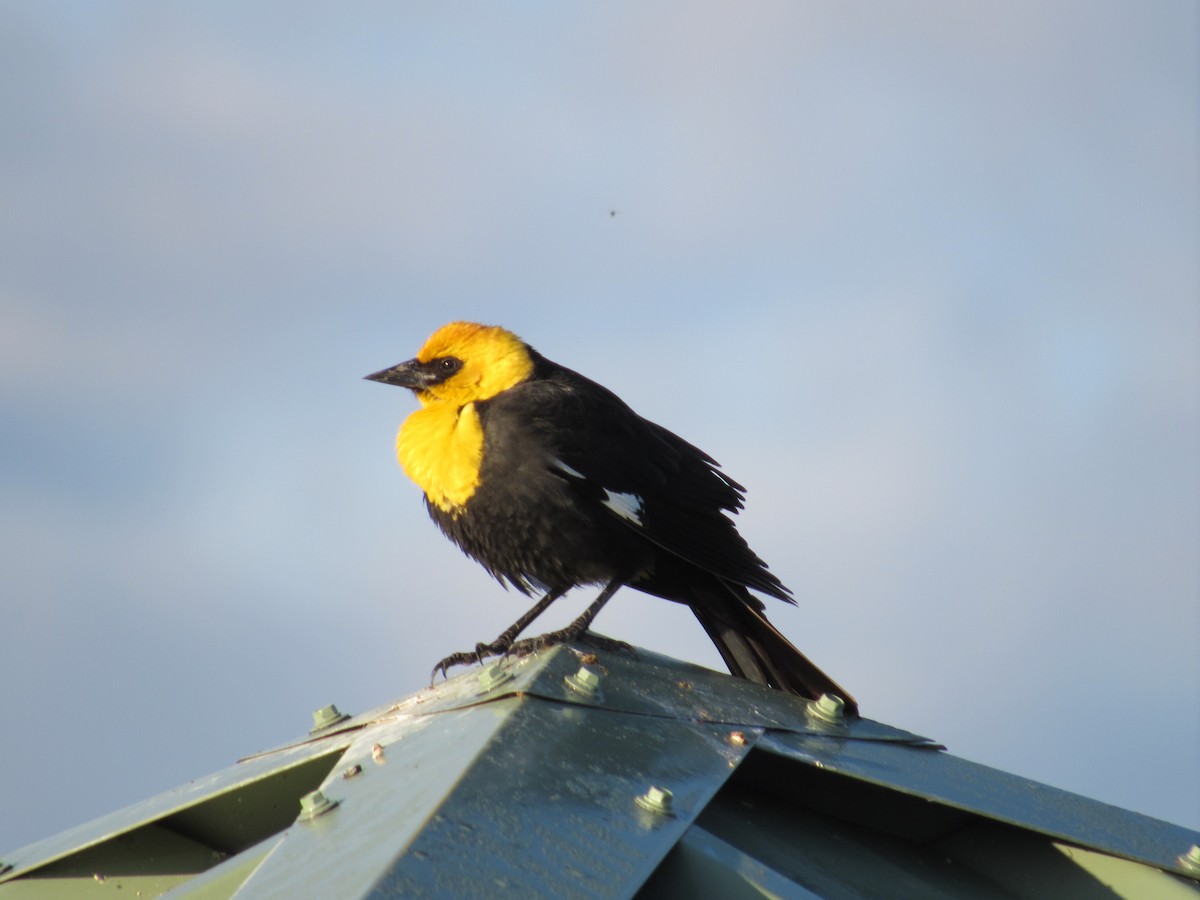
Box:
[636, 785, 674, 815]
[298, 789, 338, 821]
[478, 664, 514, 693]
[310, 704, 350, 733]
[807, 693, 846, 725]
[1179, 844, 1200, 873]
[564, 665, 603, 699]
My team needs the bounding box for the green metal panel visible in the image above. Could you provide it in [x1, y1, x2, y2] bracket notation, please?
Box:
[935, 821, 1200, 899]
[758, 731, 1200, 880]
[451, 641, 937, 747]
[638, 826, 827, 900]
[234, 693, 753, 897]
[0, 740, 349, 897]
[0, 825, 217, 899]
[166, 836, 282, 900]
[2, 638, 1197, 899]
[368, 704, 747, 897]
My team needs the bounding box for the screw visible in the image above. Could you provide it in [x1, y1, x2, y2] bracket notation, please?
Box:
[298, 790, 338, 821]
[478, 664, 514, 693]
[309, 704, 350, 733]
[342, 764, 362, 780]
[729, 731, 747, 746]
[807, 693, 846, 725]
[564, 665, 603, 698]
[371, 743, 386, 763]
[1179, 844, 1200, 873]
[636, 786, 674, 815]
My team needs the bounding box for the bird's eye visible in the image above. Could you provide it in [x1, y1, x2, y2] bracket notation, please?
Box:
[436, 357, 463, 374]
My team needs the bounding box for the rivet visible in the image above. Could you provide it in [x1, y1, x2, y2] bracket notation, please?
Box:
[309, 704, 350, 733]
[729, 731, 747, 746]
[478, 664, 514, 693]
[1179, 844, 1200, 873]
[371, 743, 386, 763]
[342, 764, 362, 780]
[636, 785, 674, 815]
[298, 789, 338, 821]
[807, 693, 846, 725]
[564, 665, 603, 698]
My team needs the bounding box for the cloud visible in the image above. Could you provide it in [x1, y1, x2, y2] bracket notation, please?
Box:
[2, 2, 1197, 853]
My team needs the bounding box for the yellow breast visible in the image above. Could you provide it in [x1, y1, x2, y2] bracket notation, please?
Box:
[396, 401, 484, 514]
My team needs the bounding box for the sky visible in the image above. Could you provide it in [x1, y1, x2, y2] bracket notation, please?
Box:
[2, 2, 1198, 854]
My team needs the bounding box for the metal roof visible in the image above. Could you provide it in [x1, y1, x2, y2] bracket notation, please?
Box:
[2, 639, 1198, 898]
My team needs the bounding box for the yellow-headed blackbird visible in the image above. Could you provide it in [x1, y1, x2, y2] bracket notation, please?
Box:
[367, 321, 854, 709]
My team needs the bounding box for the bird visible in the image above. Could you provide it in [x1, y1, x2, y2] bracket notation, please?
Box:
[366, 321, 855, 710]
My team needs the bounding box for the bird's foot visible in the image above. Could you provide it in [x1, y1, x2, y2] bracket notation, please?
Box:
[429, 639, 511, 683]
[506, 632, 568, 658]
[507, 627, 633, 660]
[577, 631, 637, 658]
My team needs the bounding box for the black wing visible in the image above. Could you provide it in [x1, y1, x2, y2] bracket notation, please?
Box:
[495, 357, 792, 603]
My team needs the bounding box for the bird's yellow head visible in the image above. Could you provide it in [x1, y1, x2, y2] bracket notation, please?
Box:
[366, 321, 535, 408]
[364, 322, 536, 512]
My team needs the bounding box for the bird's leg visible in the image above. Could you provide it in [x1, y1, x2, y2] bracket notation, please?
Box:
[508, 579, 623, 657]
[430, 586, 568, 682]
[479, 586, 569, 657]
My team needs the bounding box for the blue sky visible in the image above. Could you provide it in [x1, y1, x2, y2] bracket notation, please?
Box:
[2, 2, 1197, 852]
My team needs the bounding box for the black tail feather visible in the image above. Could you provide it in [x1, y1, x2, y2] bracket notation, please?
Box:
[690, 585, 857, 715]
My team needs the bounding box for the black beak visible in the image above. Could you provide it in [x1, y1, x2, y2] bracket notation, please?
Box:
[364, 358, 435, 390]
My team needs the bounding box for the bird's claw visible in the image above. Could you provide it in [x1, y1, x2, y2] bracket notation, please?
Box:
[505, 635, 553, 658]
[507, 626, 585, 658]
[578, 632, 636, 658]
[431, 629, 633, 682]
[429, 640, 512, 683]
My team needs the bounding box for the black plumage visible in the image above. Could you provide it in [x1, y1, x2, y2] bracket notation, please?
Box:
[366, 322, 855, 711]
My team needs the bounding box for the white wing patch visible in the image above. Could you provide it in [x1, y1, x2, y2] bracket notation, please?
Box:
[551, 457, 644, 525]
[550, 457, 585, 479]
[602, 489, 644, 525]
